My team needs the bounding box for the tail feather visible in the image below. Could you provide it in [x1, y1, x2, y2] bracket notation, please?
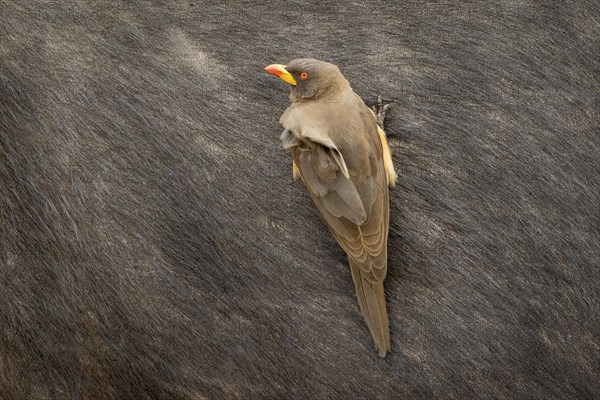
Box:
[349, 259, 390, 357]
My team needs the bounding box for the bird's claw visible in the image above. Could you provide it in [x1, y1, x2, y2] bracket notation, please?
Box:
[372, 95, 391, 129]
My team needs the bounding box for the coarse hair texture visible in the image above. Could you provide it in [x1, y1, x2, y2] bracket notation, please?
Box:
[1, 1, 598, 399]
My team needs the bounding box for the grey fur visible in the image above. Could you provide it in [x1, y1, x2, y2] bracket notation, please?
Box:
[0, 1, 598, 399]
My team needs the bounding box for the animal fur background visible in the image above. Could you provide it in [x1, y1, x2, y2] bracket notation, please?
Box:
[1, 1, 598, 399]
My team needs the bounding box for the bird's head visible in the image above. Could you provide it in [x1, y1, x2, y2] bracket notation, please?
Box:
[264, 58, 348, 102]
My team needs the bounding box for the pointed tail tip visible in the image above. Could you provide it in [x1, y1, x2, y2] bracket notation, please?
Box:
[377, 341, 391, 358]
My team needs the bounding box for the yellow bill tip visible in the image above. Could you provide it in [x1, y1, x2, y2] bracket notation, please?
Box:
[264, 63, 297, 86]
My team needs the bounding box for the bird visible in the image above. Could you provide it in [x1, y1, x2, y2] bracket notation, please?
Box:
[265, 59, 397, 357]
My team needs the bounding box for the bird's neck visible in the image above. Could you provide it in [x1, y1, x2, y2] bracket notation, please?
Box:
[290, 78, 351, 103]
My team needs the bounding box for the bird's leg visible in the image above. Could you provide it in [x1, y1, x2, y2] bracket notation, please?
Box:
[372, 96, 391, 130]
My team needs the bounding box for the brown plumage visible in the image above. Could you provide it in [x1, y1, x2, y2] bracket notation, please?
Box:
[265, 59, 397, 357]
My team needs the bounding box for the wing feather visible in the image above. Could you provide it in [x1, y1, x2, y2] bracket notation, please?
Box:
[288, 123, 389, 283]
[282, 98, 395, 356]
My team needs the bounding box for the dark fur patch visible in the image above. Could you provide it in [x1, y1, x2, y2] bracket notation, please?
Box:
[1, 1, 598, 398]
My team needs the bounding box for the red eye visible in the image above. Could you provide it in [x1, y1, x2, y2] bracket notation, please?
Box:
[300, 72, 308, 80]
